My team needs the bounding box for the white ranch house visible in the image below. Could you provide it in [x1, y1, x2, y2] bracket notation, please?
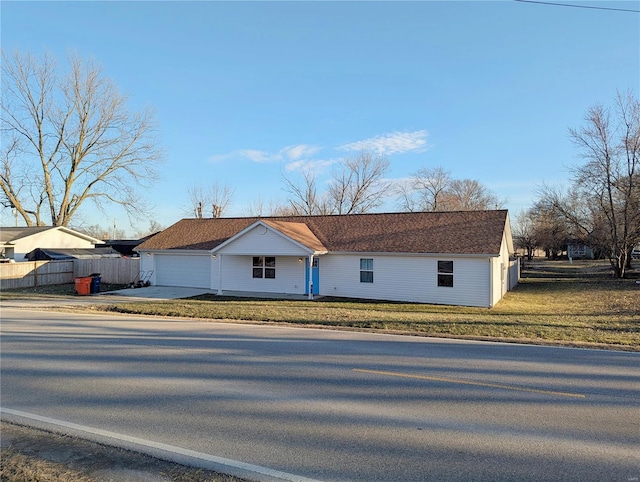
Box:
[136, 210, 518, 308]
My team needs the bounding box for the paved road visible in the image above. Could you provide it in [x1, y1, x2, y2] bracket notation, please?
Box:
[1, 307, 639, 481]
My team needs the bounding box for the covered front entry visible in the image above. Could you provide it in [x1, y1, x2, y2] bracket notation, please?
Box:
[305, 257, 320, 295]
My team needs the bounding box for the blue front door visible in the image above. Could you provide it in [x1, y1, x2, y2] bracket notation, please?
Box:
[305, 257, 320, 295]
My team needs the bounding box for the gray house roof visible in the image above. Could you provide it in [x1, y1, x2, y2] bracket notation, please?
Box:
[0, 227, 53, 244]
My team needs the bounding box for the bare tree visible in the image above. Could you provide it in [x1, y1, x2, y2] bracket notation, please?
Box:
[327, 152, 391, 214]
[242, 196, 266, 217]
[281, 166, 326, 215]
[398, 167, 502, 212]
[540, 91, 640, 277]
[0, 50, 163, 226]
[440, 179, 501, 211]
[529, 196, 572, 259]
[242, 196, 294, 217]
[185, 181, 234, 218]
[512, 209, 538, 261]
[283, 151, 390, 215]
[133, 219, 164, 238]
[398, 167, 451, 212]
[76, 223, 126, 240]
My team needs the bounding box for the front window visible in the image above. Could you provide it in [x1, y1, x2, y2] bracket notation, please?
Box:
[360, 258, 373, 283]
[253, 256, 276, 279]
[437, 260, 453, 287]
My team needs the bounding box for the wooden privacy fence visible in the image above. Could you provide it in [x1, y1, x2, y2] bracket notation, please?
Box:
[0, 260, 74, 290]
[74, 258, 140, 284]
[0, 257, 140, 290]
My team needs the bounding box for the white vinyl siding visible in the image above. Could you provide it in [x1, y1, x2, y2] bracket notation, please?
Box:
[220, 255, 305, 294]
[218, 225, 309, 256]
[320, 254, 491, 307]
[154, 254, 211, 288]
[212, 223, 310, 294]
[490, 233, 513, 306]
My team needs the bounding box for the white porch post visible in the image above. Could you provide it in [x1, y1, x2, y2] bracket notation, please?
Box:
[308, 254, 314, 300]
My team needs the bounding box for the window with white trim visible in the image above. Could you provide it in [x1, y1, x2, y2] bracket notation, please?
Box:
[253, 256, 276, 279]
[360, 258, 373, 283]
[437, 260, 453, 287]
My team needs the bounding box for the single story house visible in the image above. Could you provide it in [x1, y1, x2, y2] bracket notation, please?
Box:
[566, 241, 594, 260]
[0, 226, 104, 262]
[136, 210, 518, 308]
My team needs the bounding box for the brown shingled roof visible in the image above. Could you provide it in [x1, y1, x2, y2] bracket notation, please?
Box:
[136, 210, 510, 255]
[261, 220, 328, 252]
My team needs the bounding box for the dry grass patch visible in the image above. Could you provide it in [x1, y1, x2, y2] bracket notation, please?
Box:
[0, 422, 249, 482]
[103, 262, 639, 349]
[0, 448, 95, 482]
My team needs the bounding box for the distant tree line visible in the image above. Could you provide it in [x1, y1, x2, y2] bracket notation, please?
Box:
[512, 91, 639, 278]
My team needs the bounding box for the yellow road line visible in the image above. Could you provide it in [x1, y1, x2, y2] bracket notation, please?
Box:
[353, 368, 586, 399]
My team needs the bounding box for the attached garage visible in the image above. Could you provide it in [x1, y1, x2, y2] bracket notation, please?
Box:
[154, 253, 211, 288]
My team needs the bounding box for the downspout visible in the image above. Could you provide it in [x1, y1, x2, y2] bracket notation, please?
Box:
[308, 254, 314, 300]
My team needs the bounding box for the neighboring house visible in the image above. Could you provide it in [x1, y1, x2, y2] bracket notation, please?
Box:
[136, 210, 517, 308]
[0, 226, 104, 262]
[567, 241, 594, 260]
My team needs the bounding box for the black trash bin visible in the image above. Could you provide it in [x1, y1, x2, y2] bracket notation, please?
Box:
[89, 273, 101, 294]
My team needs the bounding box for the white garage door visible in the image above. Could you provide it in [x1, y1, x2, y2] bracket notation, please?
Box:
[155, 254, 211, 288]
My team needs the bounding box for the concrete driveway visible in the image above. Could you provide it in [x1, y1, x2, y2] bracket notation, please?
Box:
[1, 286, 312, 311]
[0, 286, 217, 310]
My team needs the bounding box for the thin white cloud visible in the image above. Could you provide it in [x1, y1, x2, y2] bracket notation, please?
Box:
[209, 144, 322, 164]
[239, 149, 272, 162]
[280, 144, 322, 161]
[284, 158, 337, 173]
[339, 130, 428, 155]
[208, 149, 272, 163]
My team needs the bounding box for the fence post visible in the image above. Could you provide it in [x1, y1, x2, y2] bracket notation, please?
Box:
[34, 262, 38, 287]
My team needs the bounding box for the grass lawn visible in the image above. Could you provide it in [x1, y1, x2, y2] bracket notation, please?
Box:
[3, 259, 638, 349]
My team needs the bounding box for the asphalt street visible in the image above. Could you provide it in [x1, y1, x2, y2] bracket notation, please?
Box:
[1, 306, 639, 481]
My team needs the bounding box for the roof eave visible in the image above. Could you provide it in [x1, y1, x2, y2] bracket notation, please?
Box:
[326, 251, 500, 257]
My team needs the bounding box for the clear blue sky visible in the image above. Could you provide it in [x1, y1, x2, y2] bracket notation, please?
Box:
[2, 1, 638, 236]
